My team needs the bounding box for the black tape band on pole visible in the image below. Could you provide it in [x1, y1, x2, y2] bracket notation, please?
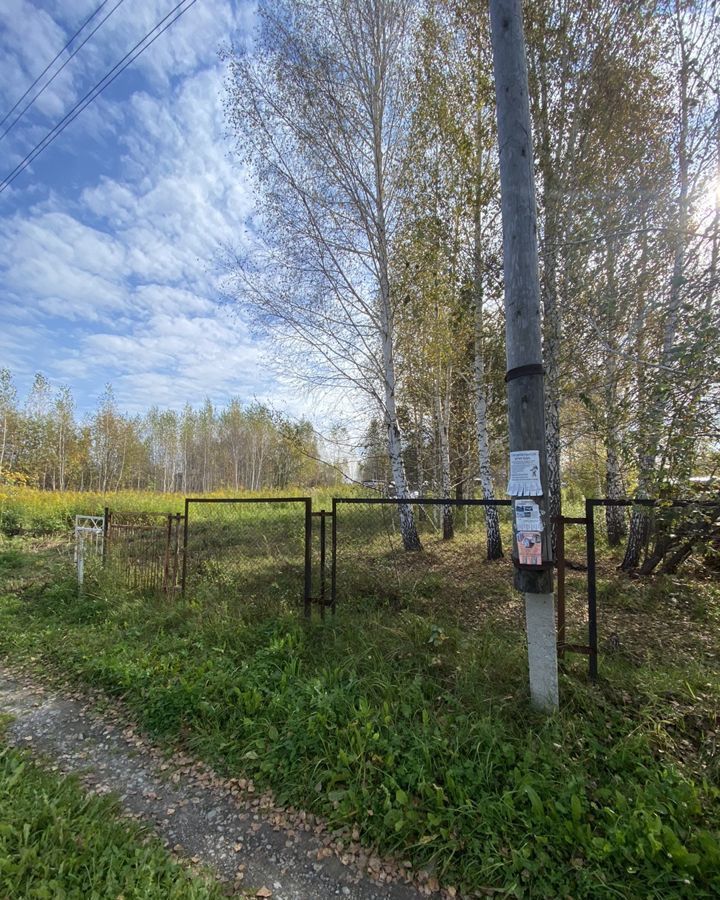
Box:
[511, 555, 554, 572]
[505, 363, 545, 383]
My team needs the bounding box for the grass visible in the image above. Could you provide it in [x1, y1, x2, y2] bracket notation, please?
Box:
[0, 485, 360, 537]
[1, 528, 719, 898]
[0, 720, 220, 899]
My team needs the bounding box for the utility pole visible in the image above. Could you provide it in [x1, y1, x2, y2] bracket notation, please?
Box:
[489, 0, 559, 711]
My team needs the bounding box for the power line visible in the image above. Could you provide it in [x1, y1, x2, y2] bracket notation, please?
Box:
[0, 0, 126, 143]
[0, 1, 111, 130]
[0, 0, 200, 195]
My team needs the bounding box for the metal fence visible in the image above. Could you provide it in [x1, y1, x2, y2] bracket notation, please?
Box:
[182, 498, 312, 614]
[556, 497, 719, 680]
[104, 509, 184, 595]
[73, 494, 716, 681]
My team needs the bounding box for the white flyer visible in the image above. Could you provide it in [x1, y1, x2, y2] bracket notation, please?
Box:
[507, 450, 542, 496]
[514, 499, 543, 531]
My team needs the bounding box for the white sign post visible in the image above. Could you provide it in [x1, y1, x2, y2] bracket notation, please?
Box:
[74, 515, 105, 590]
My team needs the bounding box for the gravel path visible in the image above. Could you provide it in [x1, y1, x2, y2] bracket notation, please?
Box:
[0, 669, 446, 900]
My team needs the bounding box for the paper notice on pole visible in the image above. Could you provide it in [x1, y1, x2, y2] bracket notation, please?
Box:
[516, 531, 542, 565]
[507, 450, 542, 496]
[514, 499, 543, 531]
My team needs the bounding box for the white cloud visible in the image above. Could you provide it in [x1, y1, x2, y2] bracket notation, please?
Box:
[0, 1, 345, 430]
[0, 212, 127, 318]
[0, 4, 271, 417]
[0, 1, 71, 116]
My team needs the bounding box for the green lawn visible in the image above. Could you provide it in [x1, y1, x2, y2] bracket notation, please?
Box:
[0, 723, 220, 899]
[0, 534, 718, 898]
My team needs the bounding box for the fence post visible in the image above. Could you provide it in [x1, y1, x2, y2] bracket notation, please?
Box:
[77, 526, 84, 590]
[319, 509, 326, 619]
[585, 499, 598, 681]
[331, 498, 337, 614]
[181, 499, 189, 594]
[163, 513, 172, 594]
[304, 500, 312, 618]
[102, 506, 110, 567]
[556, 515, 566, 659]
[172, 513, 182, 598]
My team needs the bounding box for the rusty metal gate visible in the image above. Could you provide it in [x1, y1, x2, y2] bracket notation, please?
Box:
[104, 509, 184, 595]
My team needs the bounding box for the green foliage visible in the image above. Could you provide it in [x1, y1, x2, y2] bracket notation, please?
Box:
[0, 539, 718, 897]
[0, 736, 220, 899]
[1, 362, 346, 496]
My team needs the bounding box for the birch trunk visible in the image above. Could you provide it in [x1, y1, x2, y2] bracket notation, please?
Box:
[434, 372, 453, 540]
[377, 182, 419, 550]
[472, 144, 503, 559]
[413, 407, 424, 495]
[371, 17, 420, 552]
[603, 241, 627, 545]
[605, 421, 626, 546]
[57, 421, 66, 492]
[381, 314, 421, 550]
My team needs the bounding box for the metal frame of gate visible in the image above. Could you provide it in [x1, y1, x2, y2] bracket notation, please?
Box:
[182, 497, 313, 615]
[74, 513, 105, 587]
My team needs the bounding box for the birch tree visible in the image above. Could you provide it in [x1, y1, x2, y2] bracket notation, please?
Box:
[24, 374, 54, 489]
[465, 1, 505, 558]
[525, 0, 659, 550]
[558, 7, 672, 546]
[225, 0, 421, 549]
[0, 369, 17, 476]
[394, 2, 467, 538]
[395, 0, 504, 554]
[622, 0, 720, 569]
[53, 386, 75, 491]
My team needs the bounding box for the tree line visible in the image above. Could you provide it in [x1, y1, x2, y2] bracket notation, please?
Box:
[225, 0, 719, 567]
[0, 370, 341, 493]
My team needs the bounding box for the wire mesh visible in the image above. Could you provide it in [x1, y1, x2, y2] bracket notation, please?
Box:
[332, 498, 518, 625]
[310, 509, 331, 617]
[183, 498, 311, 608]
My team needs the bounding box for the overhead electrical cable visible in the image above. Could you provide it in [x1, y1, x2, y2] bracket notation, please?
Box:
[0, 0, 126, 143]
[0, 0, 199, 194]
[0, 0, 111, 129]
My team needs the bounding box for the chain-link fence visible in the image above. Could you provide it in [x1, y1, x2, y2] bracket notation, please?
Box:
[182, 498, 312, 610]
[330, 498, 516, 622]
[74, 494, 717, 676]
[552, 498, 719, 680]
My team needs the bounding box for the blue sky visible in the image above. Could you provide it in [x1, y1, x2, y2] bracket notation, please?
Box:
[0, 0, 300, 417]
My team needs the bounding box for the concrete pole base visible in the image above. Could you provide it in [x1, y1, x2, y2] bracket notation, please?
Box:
[524, 592, 559, 712]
